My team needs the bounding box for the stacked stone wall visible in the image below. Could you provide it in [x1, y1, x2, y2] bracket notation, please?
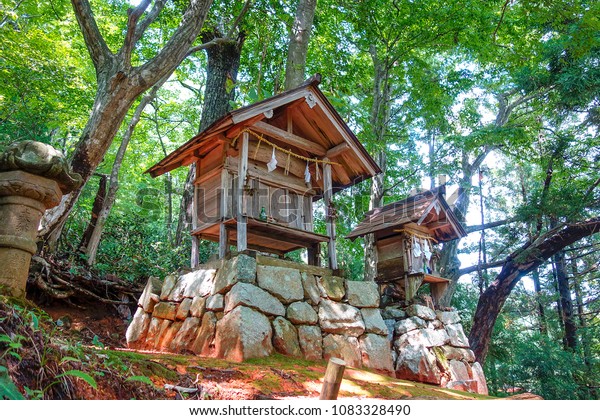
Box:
[383, 304, 488, 394]
[126, 254, 393, 373]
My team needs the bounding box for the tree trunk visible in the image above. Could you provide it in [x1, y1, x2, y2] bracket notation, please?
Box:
[468, 217, 600, 363]
[531, 268, 548, 335]
[39, 0, 214, 249]
[363, 45, 391, 282]
[80, 82, 164, 265]
[175, 31, 245, 266]
[284, 0, 317, 91]
[78, 174, 108, 253]
[554, 250, 577, 350]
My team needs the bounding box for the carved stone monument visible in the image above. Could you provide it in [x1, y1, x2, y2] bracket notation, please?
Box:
[0, 141, 81, 297]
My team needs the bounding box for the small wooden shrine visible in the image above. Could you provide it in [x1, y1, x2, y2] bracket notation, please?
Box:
[147, 75, 380, 269]
[347, 187, 466, 306]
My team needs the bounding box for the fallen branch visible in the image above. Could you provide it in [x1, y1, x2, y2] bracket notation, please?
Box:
[164, 384, 199, 394]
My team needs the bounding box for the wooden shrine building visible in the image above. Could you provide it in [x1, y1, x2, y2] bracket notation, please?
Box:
[147, 75, 380, 269]
[347, 188, 466, 306]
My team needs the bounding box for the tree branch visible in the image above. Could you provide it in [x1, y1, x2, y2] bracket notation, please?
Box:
[226, 0, 252, 39]
[458, 259, 509, 277]
[122, 0, 152, 69]
[71, 0, 113, 70]
[133, 0, 167, 45]
[465, 218, 517, 234]
[185, 37, 231, 57]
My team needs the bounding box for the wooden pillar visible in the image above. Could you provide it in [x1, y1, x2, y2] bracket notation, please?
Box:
[219, 169, 230, 258]
[323, 158, 337, 270]
[190, 162, 199, 268]
[308, 242, 321, 266]
[237, 132, 249, 252]
[320, 357, 346, 400]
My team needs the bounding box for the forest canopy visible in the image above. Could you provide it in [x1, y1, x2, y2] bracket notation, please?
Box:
[0, 0, 599, 399]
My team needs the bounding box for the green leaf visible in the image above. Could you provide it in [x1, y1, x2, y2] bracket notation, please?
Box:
[0, 366, 24, 400]
[56, 370, 97, 390]
[126, 375, 154, 386]
[29, 313, 39, 330]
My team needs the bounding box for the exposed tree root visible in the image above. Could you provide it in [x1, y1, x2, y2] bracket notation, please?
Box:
[26, 255, 143, 317]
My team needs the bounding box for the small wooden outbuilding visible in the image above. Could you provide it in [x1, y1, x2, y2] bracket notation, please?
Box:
[147, 75, 380, 269]
[347, 188, 466, 306]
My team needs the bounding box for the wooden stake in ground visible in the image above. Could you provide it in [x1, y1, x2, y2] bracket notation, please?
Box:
[320, 357, 346, 400]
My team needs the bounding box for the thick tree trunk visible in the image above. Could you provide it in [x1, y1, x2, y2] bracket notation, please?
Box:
[554, 250, 578, 350]
[80, 83, 163, 265]
[468, 217, 600, 363]
[175, 31, 245, 266]
[284, 0, 317, 91]
[39, 0, 213, 249]
[363, 45, 391, 282]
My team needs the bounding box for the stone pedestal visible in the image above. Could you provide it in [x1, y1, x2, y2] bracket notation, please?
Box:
[0, 141, 81, 297]
[0, 172, 61, 297]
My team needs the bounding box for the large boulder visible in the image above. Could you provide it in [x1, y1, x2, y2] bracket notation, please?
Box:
[297, 325, 322, 361]
[155, 319, 175, 350]
[318, 300, 365, 337]
[436, 310, 461, 325]
[381, 306, 406, 320]
[257, 265, 304, 303]
[189, 296, 206, 318]
[394, 316, 427, 335]
[440, 345, 476, 363]
[190, 312, 218, 356]
[359, 333, 394, 373]
[395, 344, 442, 385]
[126, 307, 151, 348]
[144, 317, 162, 348]
[301, 272, 321, 305]
[152, 302, 178, 321]
[322, 334, 361, 368]
[161, 321, 183, 351]
[360, 308, 388, 336]
[215, 306, 273, 362]
[159, 274, 178, 300]
[224, 282, 285, 316]
[346, 281, 380, 308]
[420, 328, 450, 347]
[471, 362, 489, 395]
[212, 255, 257, 295]
[446, 323, 470, 348]
[272, 317, 302, 358]
[175, 298, 192, 320]
[405, 304, 436, 321]
[317, 276, 345, 301]
[169, 316, 201, 353]
[287, 301, 318, 325]
[168, 269, 216, 301]
[138, 276, 163, 312]
[448, 359, 470, 382]
[206, 294, 224, 311]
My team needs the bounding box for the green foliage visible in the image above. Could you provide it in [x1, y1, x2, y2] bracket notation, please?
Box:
[0, 366, 24, 400]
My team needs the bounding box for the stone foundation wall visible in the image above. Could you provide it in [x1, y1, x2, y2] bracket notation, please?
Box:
[382, 304, 488, 394]
[126, 254, 393, 373]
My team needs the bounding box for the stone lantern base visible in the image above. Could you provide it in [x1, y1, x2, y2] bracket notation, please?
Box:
[0, 170, 62, 297]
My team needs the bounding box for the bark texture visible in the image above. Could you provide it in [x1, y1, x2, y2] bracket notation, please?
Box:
[284, 0, 317, 91]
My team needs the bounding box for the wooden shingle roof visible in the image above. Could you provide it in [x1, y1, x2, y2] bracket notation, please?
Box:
[346, 188, 466, 243]
[146, 75, 380, 192]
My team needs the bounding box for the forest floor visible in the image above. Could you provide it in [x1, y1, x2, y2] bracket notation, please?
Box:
[0, 295, 504, 401]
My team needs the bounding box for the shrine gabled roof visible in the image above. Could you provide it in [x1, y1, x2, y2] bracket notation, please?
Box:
[145, 74, 381, 192]
[346, 188, 467, 243]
